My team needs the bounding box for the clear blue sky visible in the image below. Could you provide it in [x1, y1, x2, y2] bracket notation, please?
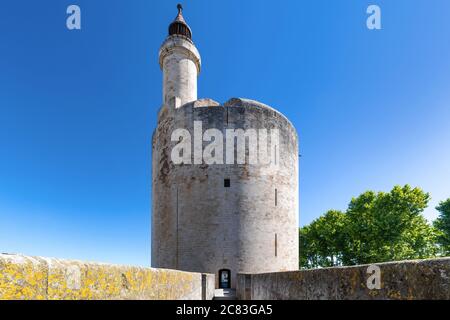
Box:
[1, 0, 449, 266]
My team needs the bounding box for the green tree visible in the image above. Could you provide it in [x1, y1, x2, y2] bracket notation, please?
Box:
[299, 185, 439, 269]
[434, 198, 450, 255]
[299, 210, 348, 269]
[344, 185, 438, 264]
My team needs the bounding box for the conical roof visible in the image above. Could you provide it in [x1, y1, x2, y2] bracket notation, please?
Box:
[168, 4, 192, 40]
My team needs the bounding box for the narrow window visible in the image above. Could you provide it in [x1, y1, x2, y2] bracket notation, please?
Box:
[275, 188, 278, 206]
[274, 145, 277, 165]
[275, 233, 278, 257]
[176, 187, 179, 269]
[224, 179, 230, 188]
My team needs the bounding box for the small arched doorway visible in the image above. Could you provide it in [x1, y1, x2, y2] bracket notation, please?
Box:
[218, 269, 231, 289]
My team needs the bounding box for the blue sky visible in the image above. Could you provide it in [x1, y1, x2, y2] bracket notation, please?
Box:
[0, 0, 449, 266]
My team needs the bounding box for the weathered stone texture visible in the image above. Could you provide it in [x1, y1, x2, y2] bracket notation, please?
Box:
[152, 97, 299, 288]
[202, 273, 215, 300]
[236, 258, 450, 300]
[154, 13, 299, 289]
[159, 35, 201, 108]
[0, 254, 213, 300]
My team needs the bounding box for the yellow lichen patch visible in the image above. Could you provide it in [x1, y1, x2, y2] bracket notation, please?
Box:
[368, 289, 380, 297]
[387, 290, 403, 300]
[45, 259, 88, 300]
[0, 255, 48, 300]
[1, 254, 207, 300]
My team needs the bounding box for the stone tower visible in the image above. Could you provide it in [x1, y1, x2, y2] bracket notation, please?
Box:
[152, 5, 299, 289]
[159, 4, 201, 109]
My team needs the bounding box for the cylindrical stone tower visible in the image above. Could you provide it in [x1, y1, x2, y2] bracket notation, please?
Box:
[159, 4, 201, 109]
[152, 5, 299, 289]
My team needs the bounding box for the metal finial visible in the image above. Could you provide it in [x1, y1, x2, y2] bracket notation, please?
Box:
[168, 3, 192, 39]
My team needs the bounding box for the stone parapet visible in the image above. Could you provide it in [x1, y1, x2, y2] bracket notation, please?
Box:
[0, 254, 214, 300]
[237, 258, 450, 300]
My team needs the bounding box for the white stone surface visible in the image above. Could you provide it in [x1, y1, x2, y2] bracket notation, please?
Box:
[159, 35, 201, 108]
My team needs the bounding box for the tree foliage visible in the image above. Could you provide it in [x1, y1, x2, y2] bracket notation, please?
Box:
[299, 185, 439, 269]
[299, 210, 347, 268]
[434, 198, 450, 254]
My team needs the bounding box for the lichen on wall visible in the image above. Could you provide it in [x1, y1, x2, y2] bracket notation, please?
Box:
[0, 255, 48, 300]
[0, 254, 213, 300]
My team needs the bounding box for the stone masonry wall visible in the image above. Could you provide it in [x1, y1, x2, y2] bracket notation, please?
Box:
[236, 258, 450, 300]
[152, 97, 299, 289]
[0, 254, 214, 300]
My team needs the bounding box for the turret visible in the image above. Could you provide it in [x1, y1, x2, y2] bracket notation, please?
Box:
[159, 4, 201, 109]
